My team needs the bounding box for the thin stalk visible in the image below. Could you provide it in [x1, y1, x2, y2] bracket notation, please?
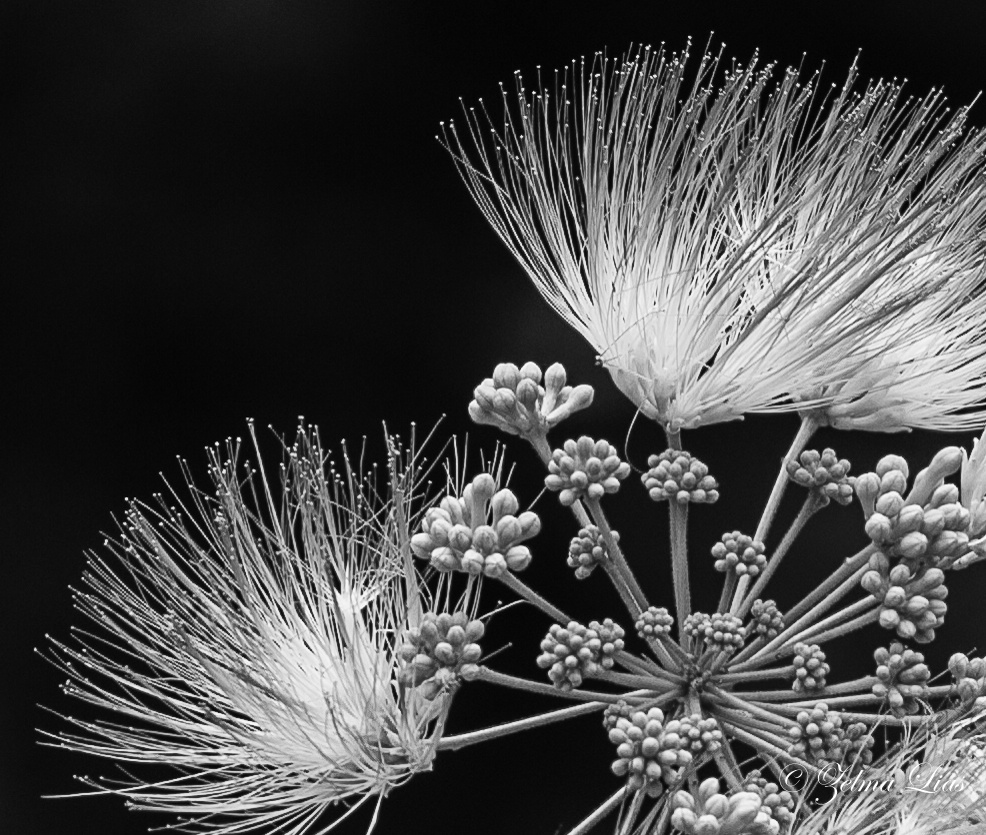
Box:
[564, 787, 628, 835]
[594, 669, 676, 691]
[586, 496, 649, 613]
[730, 415, 817, 610]
[733, 495, 820, 620]
[668, 500, 691, 626]
[474, 667, 654, 704]
[707, 686, 791, 727]
[647, 635, 686, 673]
[782, 545, 875, 624]
[734, 606, 880, 671]
[716, 666, 794, 685]
[735, 561, 872, 667]
[497, 571, 569, 624]
[437, 702, 610, 751]
[716, 572, 738, 616]
[714, 740, 745, 790]
[615, 650, 686, 684]
[790, 597, 877, 645]
[784, 693, 884, 709]
[719, 720, 819, 775]
[618, 790, 646, 835]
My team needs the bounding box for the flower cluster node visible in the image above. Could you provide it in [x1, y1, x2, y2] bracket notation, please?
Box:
[748, 600, 784, 640]
[786, 448, 854, 506]
[398, 612, 485, 697]
[536, 619, 625, 690]
[684, 612, 747, 653]
[469, 361, 594, 438]
[741, 770, 795, 830]
[608, 710, 722, 797]
[788, 704, 874, 765]
[861, 557, 948, 642]
[671, 778, 779, 835]
[872, 641, 930, 716]
[791, 642, 830, 693]
[642, 449, 720, 504]
[635, 606, 675, 640]
[567, 524, 617, 579]
[712, 531, 766, 576]
[948, 653, 986, 702]
[410, 474, 541, 577]
[545, 436, 631, 506]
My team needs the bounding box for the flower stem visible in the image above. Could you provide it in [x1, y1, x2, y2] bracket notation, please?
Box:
[789, 596, 877, 645]
[733, 495, 820, 620]
[716, 666, 794, 685]
[730, 415, 817, 610]
[474, 667, 654, 704]
[437, 701, 608, 751]
[668, 500, 691, 627]
[497, 570, 569, 624]
[585, 496, 649, 614]
[594, 669, 675, 691]
[563, 787, 628, 835]
[615, 650, 686, 684]
[719, 720, 818, 775]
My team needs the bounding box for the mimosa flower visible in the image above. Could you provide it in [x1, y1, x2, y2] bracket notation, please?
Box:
[43, 422, 453, 834]
[443, 42, 986, 430]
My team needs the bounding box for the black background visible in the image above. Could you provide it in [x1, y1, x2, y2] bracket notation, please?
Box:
[5, 2, 986, 833]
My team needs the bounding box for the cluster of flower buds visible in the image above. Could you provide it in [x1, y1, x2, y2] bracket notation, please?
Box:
[567, 524, 617, 579]
[712, 531, 766, 577]
[671, 778, 779, 835]
[642, 450, 719, 504]
[545, 437, 631, 506]
[791, 642, 829, 693]
[684, 612, 746, 653]
[410, 473, 540, 577]
[786, 448, 855, 506]
[787, 704, 873, 766]
[635, 606, 675, 640]
[536, 619, 625, 691]
[856, 450, 970, 572]
[608, 709, 722, 797]
[861, 558, 948, 643]
[468, 361, 594, 439]
[948, 653, 986, 704]
[748, 599, 784, 640]
[872, 642, 930, 716]
[602, 700, 634, 732]
[741, 771, 795, 830]
[397, 612, 485, 698]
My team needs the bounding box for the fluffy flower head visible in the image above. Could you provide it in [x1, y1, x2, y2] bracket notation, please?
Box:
[43, 421, 452, 834]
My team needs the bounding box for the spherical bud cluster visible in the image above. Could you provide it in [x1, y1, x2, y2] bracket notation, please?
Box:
[608, 710, 722, 798]
[741, 771, 795, 830]
[787, 704, 874, 766]
[712, 531, 766, 577]
[872, 642, 930, 716]
[948, 653, 986, 703]
[397, 612, 485, 698]
[642, 449, 719, 504]
[545, 437, 631, 506]
[671, 778, 779, 835]
[469, 361, 594, 438]
[684, 612, 747, 653]
[607, 707, 673, 797]
[602, 700, 634, 732]
[861, 558, 948, 643]
[662, 713, 724, 758]
[786, 448, 854, 506]
[567, 524, 617, 579]
[410, 473, 541, 577]
[635, 606, 674, 640]
[791, 642, 829, 693]
[536, 619, 625, 691]
[748, 600, 784, 641]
